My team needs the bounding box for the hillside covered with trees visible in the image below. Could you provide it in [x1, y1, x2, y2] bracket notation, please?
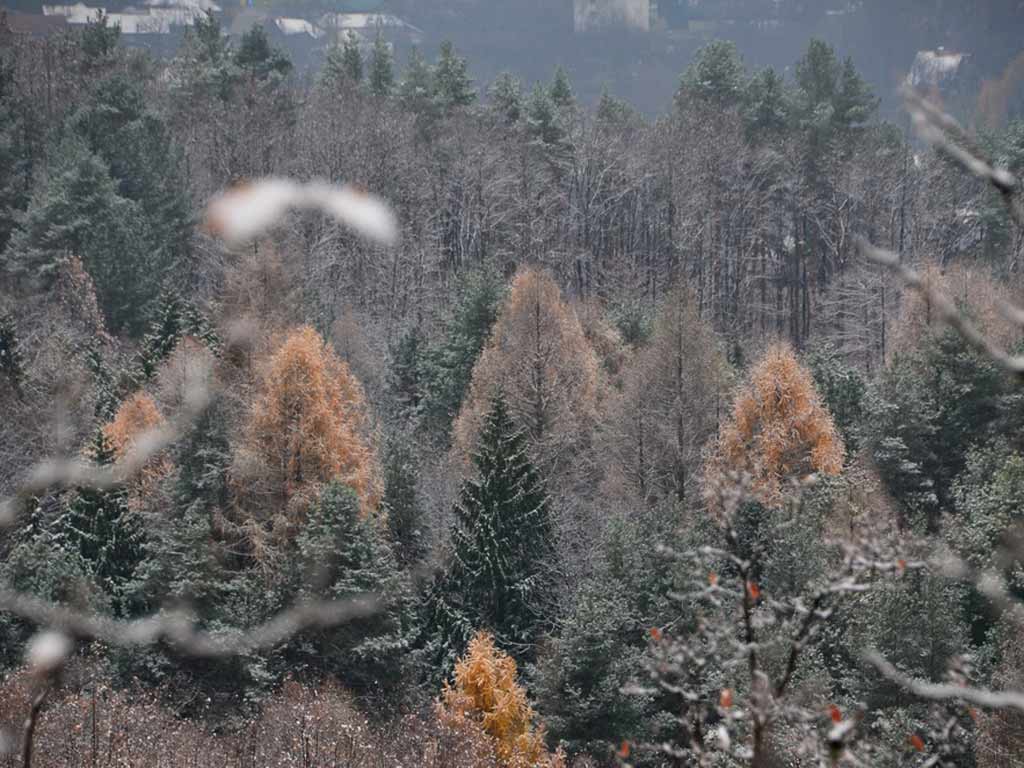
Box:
[3, 13, 1024, 767]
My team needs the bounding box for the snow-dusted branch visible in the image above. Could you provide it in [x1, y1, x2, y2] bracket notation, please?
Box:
[866, 651, 1024, 714]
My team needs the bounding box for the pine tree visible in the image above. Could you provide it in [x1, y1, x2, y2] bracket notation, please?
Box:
[339, 31, 364, 84]
[137, 290, 218, 382]
[368, 30, 394, 97]
[235, 24, 292, 80]
[434, 41, 476, 111]
[59, 428, 146, 615]
[398, 47, 435, 116]
[0, 311, 24, 393]
[488, 72, 523, 125]
[425, 393, 555, 674]
[388, 324, 424, 415]
[84, 340, 120, 421]
[525, 83, 563, 146]
[381, 439, 425, 567]
[677, 39, 746, 108]
[549, 66, 575, 110]
[292, 481, 413, 696]
[420, 269, 504, 436]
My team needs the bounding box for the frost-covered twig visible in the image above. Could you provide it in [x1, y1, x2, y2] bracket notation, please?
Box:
[857, 238, 1024, 378]
[903, 86, 1024, 230]
[866, 652, 1024, 714]
[0, 588, 379, 659]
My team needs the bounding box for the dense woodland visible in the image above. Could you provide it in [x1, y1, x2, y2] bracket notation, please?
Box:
[3, 14, 1024, 767]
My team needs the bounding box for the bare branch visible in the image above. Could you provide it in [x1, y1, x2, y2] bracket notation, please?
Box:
[903, 86, 1024, 231]
[0, 588, 380, 658]
[866, 651, 1024, 714]
[857, 238, 1024, 378]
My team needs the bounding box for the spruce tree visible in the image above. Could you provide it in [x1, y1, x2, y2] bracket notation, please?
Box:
[137, 290, 218, 381]
[489, 72, 523, 125]
[397, 48, 435, 117]
[433, 41, 476, 111]
[424, 393, 555, 675]
[340, 31, 364, 85]
[382, 439, 425, 567]
[368, 30, 394, 97]
[549, 66, 575, 110]
[292, 482, 413, 697]
[0, 311, 24, 393]
[58, 428, 146, 615]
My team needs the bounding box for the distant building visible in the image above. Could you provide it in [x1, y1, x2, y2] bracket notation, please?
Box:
[42, 1, 218, 33]
[318, 12, 422, 46]
[573, 0, 652, 33]
[907, 48, 968, 91]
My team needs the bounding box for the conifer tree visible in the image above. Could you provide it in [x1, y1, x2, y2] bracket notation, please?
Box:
[388, 324, 424, 415]
[549, 66, 575, 110]
[426, 393, 555, 673]
[453, 267, 600, 478]
[59, 428, 146, 615]
[339, 31, 365, 85]
[489, 72, 523, 125]
[708, 343, 844, 507]
[398, 47, 435, 117]
[0, 311, 24, 393]
[368, 30, 394, 97]
[381, 439, 425, 567]
[526, 83, 563, 146]
[434, 41, 476, 111]
[137, 290, 218, 381]
[292, 481, 413, 696]
[439, 631, 565, 768]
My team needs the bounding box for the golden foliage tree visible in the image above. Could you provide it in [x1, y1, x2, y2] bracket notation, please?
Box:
[103, 391, 165, 458]
[453, 268, 601, 478]
[708, 343, 844, 507]
[439, 632, 564, 768]
[235, 325, 381, 522]
[602, 286, 728, 506]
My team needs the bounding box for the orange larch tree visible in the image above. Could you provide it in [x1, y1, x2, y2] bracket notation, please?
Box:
[452, 267, 601, 480]
[708, 343, 844, 507]
[439, 631, 565, 768]
[234, 325, 381, 523]
[103, 391, 166, 459]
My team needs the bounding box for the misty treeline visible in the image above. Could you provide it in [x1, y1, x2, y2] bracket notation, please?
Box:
[3, 12, 1024, 768]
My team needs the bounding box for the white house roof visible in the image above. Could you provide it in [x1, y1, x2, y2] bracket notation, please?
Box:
[318, 12, 420, 33]
[144, 0, 220, 10]
[42, 3, 104, 23]
[274, 16, 323, 38]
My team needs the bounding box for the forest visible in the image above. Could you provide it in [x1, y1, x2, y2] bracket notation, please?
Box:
[3, 12, 1024, 767]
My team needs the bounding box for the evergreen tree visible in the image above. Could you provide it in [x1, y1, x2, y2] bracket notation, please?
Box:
[549, 66, 575, 110]
[595, 86, 635, 130]
[368, 30, 394, 97]
[84, 340, 121, 421]
[0, 311, 24, 393]
[525, 82, 563, 146]
[677, 39, 746, 109]
[5, 135, 149, 334]
[397, 47, 435, 117]
[433, 40, 476, 111]
[342, 31, 365, 84]
[137, 290, 218, 381]
[806, 343, 866, 456]
[743, 67, 791, 141]
[424, 393, 555, 675]
[381, 439, 425, 567]
[234, 24, 292, 80]
[387, 323, 424, 415]
[420, 269, 504, 437]
[58, 428, 146, 615]
[292, 482, 413, 697]
[488, 72, 523, 125]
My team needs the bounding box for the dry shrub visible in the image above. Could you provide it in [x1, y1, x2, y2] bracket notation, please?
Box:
[0, 668, 503, 768]
[234, 325, 381, 525]
[439, 632, 565, 768]
[708, 343, 844, 508]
